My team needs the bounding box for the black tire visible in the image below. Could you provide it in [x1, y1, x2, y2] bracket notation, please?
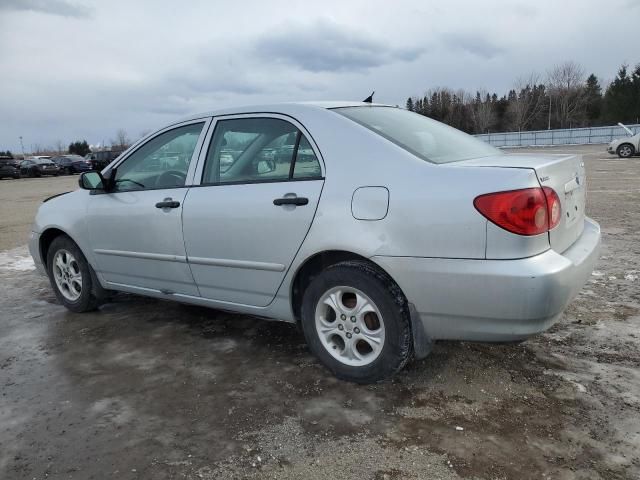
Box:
[617, 143, 635, 158]
[300, 261, 412, 384]
[46, 235, 103, 312]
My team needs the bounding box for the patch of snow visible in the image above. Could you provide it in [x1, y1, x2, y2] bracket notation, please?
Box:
[591, 270, 604, 276]
[625, 273, 638, 281]
[0, 247, 35, 272]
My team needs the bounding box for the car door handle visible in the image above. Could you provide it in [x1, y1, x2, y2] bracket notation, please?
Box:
[273, 196, 309, 206]
[155, 199, 181, 209]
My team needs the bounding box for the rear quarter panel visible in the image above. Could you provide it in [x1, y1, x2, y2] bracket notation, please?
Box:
[284, 108, 541, 261]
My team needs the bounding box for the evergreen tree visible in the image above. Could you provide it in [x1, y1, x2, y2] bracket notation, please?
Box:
[68, 140, 91, 157]
[584, 74, 603, 123]
[405, 97, 414, 111]
[602, 64, 639, 123]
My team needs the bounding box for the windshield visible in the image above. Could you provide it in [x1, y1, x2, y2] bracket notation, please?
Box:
[333, 106, 501, 164]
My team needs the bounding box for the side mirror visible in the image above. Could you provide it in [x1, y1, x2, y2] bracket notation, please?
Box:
[79, 171, 104, 190]
[257, 159, 276, 175]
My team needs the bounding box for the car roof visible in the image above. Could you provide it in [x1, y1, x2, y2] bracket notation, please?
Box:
[174, 101, 392, 124]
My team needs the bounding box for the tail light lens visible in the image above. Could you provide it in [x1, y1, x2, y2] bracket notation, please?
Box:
[474, 187, 562, 236]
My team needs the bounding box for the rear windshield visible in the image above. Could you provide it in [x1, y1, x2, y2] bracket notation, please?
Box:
[333, 106, 501, 164]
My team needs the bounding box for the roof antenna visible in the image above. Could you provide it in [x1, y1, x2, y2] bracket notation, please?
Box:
[363, 91, 374, 103]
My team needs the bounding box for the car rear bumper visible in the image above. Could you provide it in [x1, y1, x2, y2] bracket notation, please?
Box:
[373, 217, 601, 342]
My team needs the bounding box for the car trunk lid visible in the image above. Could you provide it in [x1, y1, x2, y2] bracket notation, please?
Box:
[457, 153, 586, 253]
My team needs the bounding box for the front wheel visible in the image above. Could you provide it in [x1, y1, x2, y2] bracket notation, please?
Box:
[617, 143, 635, 158]
[47, 235, 103, 312]
[300, 261, 412, 383]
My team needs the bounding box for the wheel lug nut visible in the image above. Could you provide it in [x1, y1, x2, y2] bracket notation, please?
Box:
[350, 316, 356, 323]
[354, 327, 360, 334]
[338, 324, 344, 330]
[340, 314, 346, 320]
[346, 332, 352, 338]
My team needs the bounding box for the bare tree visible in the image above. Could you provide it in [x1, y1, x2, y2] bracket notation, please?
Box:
[547, 61, 587, 128]
[506, 73, 546, 131]
[54, 140, 65, 154]
[112, 129, 130, 150]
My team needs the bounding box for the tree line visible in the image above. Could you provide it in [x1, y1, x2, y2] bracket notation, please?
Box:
[405, 61, 640, 134]
[3, 129, 134, 158]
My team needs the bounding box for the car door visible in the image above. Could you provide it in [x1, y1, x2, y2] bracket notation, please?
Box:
[182, 115, 324, 307]
[86, 119, 209, 296]
[20, 160, 33, 175]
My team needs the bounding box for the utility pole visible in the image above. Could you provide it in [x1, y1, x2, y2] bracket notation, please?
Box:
[547, 96, 552, 130]
[19, 136, 26, 158]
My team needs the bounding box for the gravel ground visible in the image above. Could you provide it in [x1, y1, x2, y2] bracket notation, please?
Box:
[0, 145, 638, 479]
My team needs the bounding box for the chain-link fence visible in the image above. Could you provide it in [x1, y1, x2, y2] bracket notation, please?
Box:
[475, 124, 640, 147]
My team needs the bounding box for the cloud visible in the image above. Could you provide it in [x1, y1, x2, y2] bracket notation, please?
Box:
[0, 0, 91, 18]
[255, 19, 425, 72]
[442, 32, 505, 59]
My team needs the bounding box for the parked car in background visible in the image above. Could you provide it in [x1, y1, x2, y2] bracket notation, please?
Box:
[0, 158, 21, 179]
[608, 123, 640, 158]
[1, 155, 21, 169]
[52, 155, 92, 174]
[20, 158, 60, 177]
[85, 150, 122, 170]
[28, 102, 600, 383]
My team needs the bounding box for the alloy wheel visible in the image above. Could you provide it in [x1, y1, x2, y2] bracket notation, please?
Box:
[619, 145, 633, 157]
[52, 249, 83, 301]
[314, 286, 385, 367]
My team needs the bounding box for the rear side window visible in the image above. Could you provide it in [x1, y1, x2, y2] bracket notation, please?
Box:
[333, 106, 501, 164]
[202, 117, 322, 185]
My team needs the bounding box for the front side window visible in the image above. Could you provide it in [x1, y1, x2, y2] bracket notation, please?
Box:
[114, 122, 204, 191]
[202, 117, 321, 185]
[334, 106, 501, 164]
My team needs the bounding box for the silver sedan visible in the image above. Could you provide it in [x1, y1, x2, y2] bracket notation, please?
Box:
[28, 102, 600, 383]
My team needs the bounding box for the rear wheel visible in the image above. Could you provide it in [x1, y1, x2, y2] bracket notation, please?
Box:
[47, 236, 103, 312]
[300, 261, 412, 383]
[617, 143, 635, 158]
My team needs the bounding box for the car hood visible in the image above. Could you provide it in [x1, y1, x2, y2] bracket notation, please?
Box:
[610, 133, 640, 147]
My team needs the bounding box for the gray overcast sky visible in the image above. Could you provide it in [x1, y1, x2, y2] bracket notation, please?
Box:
[0, 0, 638, 152]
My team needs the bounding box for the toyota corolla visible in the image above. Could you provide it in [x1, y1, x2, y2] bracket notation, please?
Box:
[28, 102, 601, 383]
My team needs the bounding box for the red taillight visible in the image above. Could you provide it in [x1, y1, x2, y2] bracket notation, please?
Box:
[474, 187, 562, 236]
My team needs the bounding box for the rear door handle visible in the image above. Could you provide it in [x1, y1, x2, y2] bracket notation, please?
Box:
[273, 196, 309, 206]
[155, 199, 181, 209]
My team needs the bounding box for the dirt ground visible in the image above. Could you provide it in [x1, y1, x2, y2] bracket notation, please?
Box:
[0, 145, 638, 479]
